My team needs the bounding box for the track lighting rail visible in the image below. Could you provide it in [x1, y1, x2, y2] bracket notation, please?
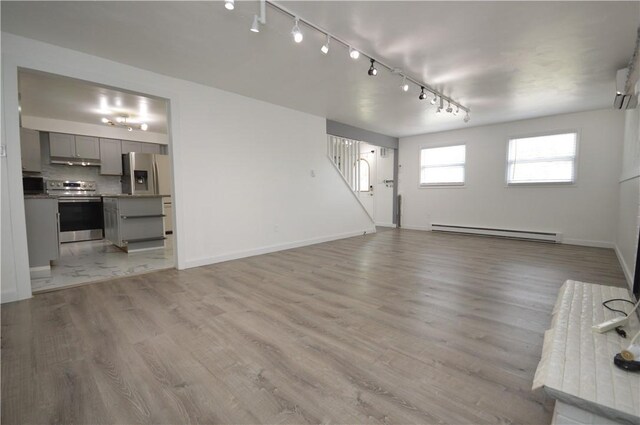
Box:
[263, 0, 470, 115]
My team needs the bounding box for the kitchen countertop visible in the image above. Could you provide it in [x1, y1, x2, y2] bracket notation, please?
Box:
[24, 194, 58, 199]
[24, 193, 169, 199]
[100, 194, 169, 198]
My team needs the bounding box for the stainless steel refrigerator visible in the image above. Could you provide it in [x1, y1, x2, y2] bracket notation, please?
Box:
[122, 153, 173, 234]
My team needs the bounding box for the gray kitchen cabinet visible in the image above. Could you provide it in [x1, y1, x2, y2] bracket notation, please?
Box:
[99, 138, 123, 175]
[24, 197, 59, 269]
[125, 142, 138, 153]
[121, 140, 142, 154]
[49, 132, 99, 160]
[103, 196, 165, 252]
[20, 128, 41, 172]
[74, 135, 100, 159]
[49, 132, 76, 158]
[103, 197, 120, 245]
[141, 143, 161, 154]
[121, 140, 163, 154]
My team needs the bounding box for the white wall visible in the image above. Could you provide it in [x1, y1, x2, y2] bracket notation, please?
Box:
[1, 33, 375, 303]
[399, 109, 625, 247]
[616, 103, 640, 289]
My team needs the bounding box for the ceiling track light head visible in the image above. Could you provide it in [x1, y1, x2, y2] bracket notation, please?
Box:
[250, 15, 260, 33]
[419, 86, 427, 100]
[436, 97, 444, 113]
[224, 0, 234, 10]
[321, 34, 330, 54]
[446, 101, 453, 113]
[400, 75, 409, 92]
[430, 93, 438, 105]
[464, 112, 471, 123]
[349, 46, 360, 60]
[368, 59, 378, 76]
[292, 17, 303, 43]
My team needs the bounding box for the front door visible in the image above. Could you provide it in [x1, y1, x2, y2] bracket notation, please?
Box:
[357, 150, 376, 220]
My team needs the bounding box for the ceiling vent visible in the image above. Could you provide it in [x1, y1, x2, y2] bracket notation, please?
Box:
[614, 68, 638, 109]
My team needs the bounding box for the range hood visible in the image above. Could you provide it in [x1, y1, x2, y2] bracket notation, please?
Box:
[50, 157, 101, 167]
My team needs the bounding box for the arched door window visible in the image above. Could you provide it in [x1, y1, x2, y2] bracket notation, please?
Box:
[355, 159, 370, 192]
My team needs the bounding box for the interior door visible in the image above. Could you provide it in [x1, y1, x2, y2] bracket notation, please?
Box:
[357, 150, 376, 220]
[374, 148, 395, 226]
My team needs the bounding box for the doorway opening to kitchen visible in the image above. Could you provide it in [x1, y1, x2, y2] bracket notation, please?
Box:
[18, 69, 176, 293]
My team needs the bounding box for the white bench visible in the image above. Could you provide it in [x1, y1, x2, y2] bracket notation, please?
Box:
[533, 280, 640, 425]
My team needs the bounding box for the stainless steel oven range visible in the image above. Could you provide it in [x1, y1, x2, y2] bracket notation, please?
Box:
[47, 180, 103, 243]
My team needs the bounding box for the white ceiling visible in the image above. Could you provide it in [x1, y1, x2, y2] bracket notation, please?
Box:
[19, 70, 169, 133]
[2, 1, 638, 137]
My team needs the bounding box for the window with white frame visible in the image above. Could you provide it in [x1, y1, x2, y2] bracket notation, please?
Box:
[507, 133, 577, 184]
[420, 145, 466, 186]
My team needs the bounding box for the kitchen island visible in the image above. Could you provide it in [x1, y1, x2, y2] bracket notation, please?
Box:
[102, 195, 166, 253]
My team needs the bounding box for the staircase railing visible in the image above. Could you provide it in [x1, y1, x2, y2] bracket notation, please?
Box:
[327, 135, 374, 222]
[327, 135, 361, 192]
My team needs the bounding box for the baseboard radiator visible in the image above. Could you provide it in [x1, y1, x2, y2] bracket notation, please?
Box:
[431, 224, 562, 243]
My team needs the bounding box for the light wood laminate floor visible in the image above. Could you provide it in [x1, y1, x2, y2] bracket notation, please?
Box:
[1, 230, 627, 424]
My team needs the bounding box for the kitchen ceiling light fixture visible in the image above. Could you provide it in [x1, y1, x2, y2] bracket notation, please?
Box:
[436, 98, 444, 113]
[464, 112, 471, 123]
[419, 86, 427, 100]
[248, 0, 470, 121]
[321, 35, 330, 54]
[291, 17, 303, 43]
[225, 0, 234, 10]
[102, 115, 149, 132]
[368, 59, 378, 76]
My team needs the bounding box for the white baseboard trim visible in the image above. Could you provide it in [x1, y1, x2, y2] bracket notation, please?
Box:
[614, 244, 634, 290]
[562, 239, 615, 249]
[399, 224, 432, 231]
[182, 227, 377, 269]
[400, 224, 431, 232]
[29, 265, 51, 279]
[399, 225, 615, 249]
[375, 222, 396, 228]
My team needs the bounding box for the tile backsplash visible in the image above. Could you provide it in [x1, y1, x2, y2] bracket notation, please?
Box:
[38, 133, 122, 194]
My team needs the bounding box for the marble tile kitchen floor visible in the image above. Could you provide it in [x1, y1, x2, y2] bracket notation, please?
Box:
[31, 236, 174, 293]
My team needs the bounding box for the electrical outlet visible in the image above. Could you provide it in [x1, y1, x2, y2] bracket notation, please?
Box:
[0, 145, 6, 157]
[592, 316, 628, 333]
